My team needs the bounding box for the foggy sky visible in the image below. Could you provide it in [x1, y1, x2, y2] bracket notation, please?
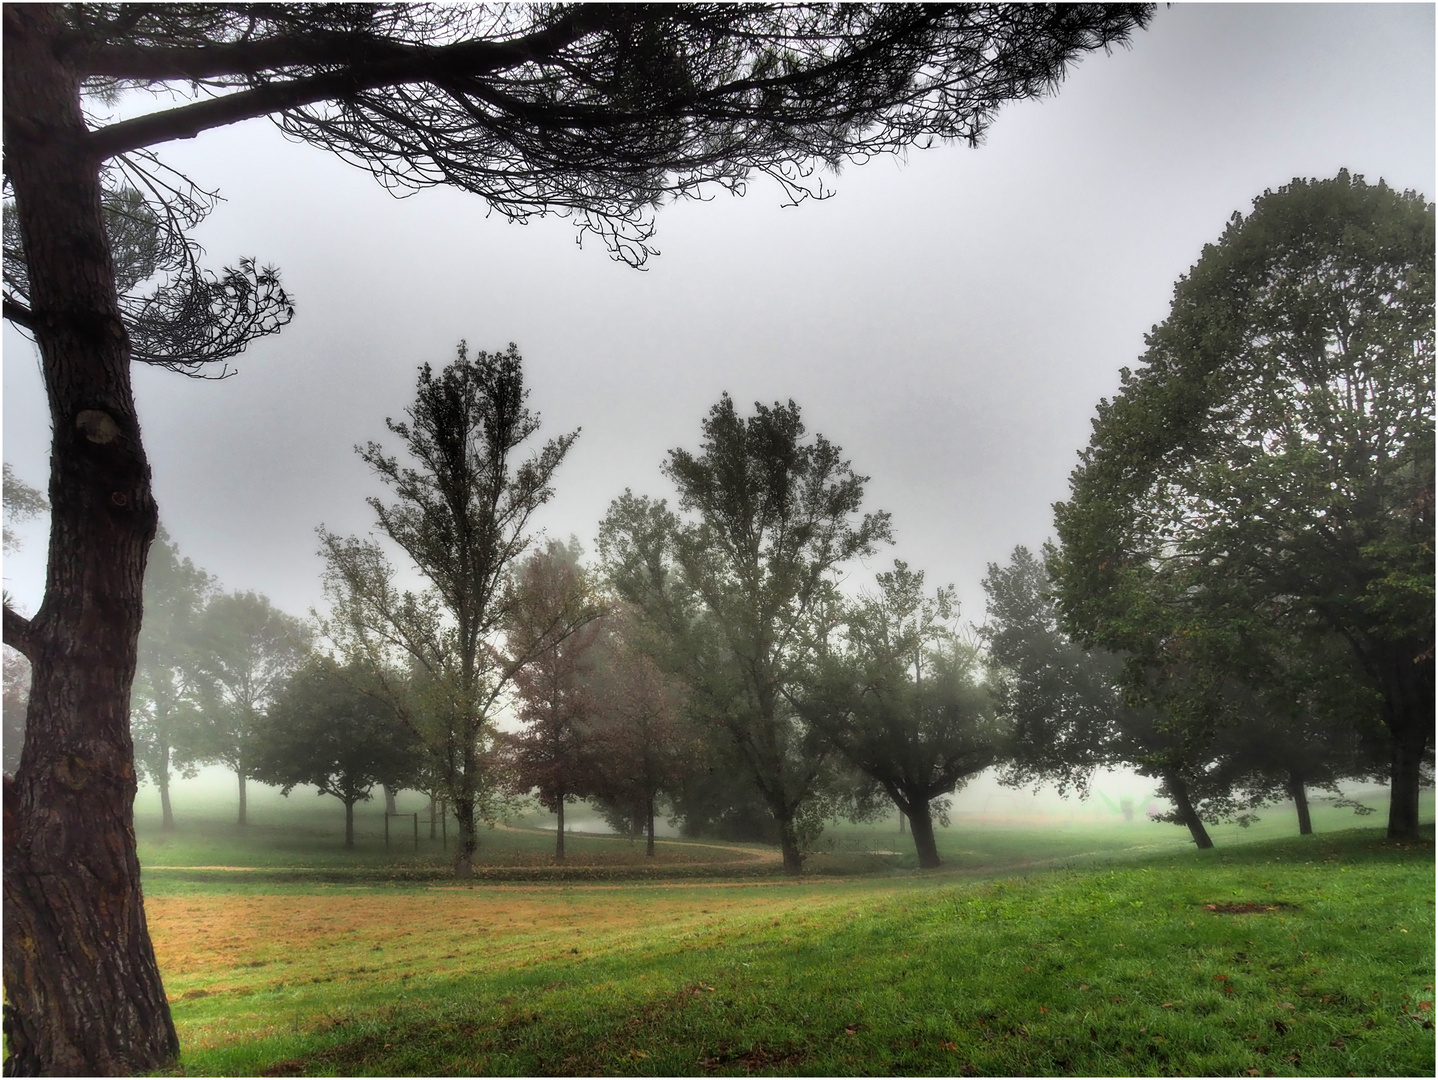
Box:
[3, 4, 1434, 632]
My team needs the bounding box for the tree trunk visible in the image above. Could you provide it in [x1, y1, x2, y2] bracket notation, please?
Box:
[646, 795, 656, 857]
[1286, 770, 1312, 836]
[898, 808, 906, 834]
[383, 784, 397, 816]
[428, 794, 437, 839]
[905, 798, 942, 869]
[158, 769, 174, 832]
[555, 797, 566, 862]
[1387, 730, 1426, 841]
[1165, 772, 1214, 850]
[236, 768, 248, 826]
[452, 794, 476, 878]
[777, 816, 803, 874]
[0, 7, 179, 1073]
[344, 799, 355, 849]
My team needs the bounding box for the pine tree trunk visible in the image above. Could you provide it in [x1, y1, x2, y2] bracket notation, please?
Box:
[555, 798, 566, 862]
[0, 7, 178, 1073]
[236, 769, 248, 826]
[1286, 770, 1312, 836]
[646, 795, 656, 857]
[1166, 772, 1214, 850]
[906, 799, 942, 869]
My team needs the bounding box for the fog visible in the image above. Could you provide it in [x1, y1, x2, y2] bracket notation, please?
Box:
[4, 5, 1433, 629]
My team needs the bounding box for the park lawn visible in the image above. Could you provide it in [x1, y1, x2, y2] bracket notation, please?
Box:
[150, 827, 1435, 1077]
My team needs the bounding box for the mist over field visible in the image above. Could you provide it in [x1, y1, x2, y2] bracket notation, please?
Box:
[2, 5, 1432, 1076]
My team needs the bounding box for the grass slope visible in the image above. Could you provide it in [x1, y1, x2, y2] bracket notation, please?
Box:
[148, 825, 1435, 1077]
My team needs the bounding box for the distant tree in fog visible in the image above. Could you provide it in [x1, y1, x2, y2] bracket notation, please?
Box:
[130, 527, 214, 830]
[252, 657, 421, 848]
[3, 646, 28, 777]
[803, 562, 1002, 868]
[188, 590, 311, 825]
[505, 539, 608, 862]
[583, 615, 701, 857]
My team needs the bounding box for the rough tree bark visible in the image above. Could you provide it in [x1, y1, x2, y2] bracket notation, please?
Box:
[1164, 772, 1214, 850]
[1, 6, 179, 1073]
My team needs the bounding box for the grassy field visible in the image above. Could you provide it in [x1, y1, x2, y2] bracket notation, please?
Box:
[136, 783, 1435, 1076]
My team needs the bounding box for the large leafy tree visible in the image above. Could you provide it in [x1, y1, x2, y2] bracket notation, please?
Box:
[605, 395, 891, 872]
[505, 539, 608, 861]
[583, 612, 702, 857]
[250, 657, 421, 848]
[319, 344, 583, 879]
[807, 561, 1001, 868]
[1052, 172, 1434, 840]
[130, 526, 214, 830]
[0, 4, 1150, 1070]
[188, 590, 311, 824]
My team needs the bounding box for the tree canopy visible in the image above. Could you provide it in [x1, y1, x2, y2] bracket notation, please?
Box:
[1051, 171, 1435, 839]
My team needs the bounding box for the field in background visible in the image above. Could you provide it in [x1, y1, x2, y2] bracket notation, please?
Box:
[136, 766, 1415, 881]
[136, 776, 1434, 1076]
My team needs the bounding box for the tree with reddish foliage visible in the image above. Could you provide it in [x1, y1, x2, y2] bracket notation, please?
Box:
[584, 618, 700, 856]
[505, 540, 607, 861]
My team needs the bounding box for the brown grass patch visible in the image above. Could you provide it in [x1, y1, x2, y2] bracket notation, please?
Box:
[1203, 901, 1297, 915]
[148, 883, 815, 1003]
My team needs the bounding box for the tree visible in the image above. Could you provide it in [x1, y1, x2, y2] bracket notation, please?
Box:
[604, 395, 891, 872]
[0, 5, 1151, 1071]
[250, 657, 421, 848]
[1051, 172, 1434, 840]
[583, 614, 701, 857]
[188, 590, 311, 824]
[807, 561, 1002, 868]
[3, 647, 29, 778]
[3, 463, 48, 556]
[320, 344, 583, 878]
[983, 546, 1229, 849]
[505, 539, 608, 862]
[3, 465, 47, 776]
[130, 527, 214, 830]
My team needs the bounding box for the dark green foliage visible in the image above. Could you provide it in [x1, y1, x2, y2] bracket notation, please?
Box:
[806, 561, 1002, 867]
[251, 658, 421, 847]
[320, 343, 581, 876]
[602, 395, 892, 871]
[1052, 172, 1435, 839]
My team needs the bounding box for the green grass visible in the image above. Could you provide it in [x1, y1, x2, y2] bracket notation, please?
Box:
[137, 788, 1435, 1076]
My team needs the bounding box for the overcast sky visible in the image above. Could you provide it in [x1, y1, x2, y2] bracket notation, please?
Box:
[4, 3, 1434, 633]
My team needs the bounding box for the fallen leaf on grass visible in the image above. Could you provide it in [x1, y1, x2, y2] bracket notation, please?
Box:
[939, 1041, 957, 1051]
[1275, 1001, 1295, 1010]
